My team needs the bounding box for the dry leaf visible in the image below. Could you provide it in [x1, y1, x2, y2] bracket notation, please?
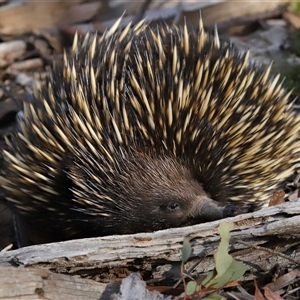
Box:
[268, 190, 285, 207]
[263, 286, 284, 300]
[254, 280, 264, 300]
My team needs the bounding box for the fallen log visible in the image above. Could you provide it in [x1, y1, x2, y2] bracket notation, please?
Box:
[1, 200, 299, 279]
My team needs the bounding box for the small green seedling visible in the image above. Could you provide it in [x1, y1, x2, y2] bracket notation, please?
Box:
[180, 222, 248, 299]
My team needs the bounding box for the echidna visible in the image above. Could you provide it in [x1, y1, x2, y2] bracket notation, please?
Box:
[1, 17, 300, 246]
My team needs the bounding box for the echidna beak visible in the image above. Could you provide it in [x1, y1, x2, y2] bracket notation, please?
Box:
[195, 197, 238, 221]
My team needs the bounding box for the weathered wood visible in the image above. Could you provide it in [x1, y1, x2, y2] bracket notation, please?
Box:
[112, 273, 170, 300]
[0, 267, 116, 300]
[197, 0, 287, 25]
[0, 40, 26, 67]
[0, 0, 287, 38]
[1, 200, 300, 283]
[0, 1, 102, 36]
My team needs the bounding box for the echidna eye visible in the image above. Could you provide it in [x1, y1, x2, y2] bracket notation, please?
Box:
[161, 202, 181, 212]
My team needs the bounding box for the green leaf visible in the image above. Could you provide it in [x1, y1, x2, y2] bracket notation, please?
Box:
[202, 222, 247, 288]
[214, 222, 234, 276]
[182, 237, 192, 263]
[209, 259, 247, 288]
[185, 281, 199, 295]
[202, 269, 217, 286]
[204, 293, 226, 300]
